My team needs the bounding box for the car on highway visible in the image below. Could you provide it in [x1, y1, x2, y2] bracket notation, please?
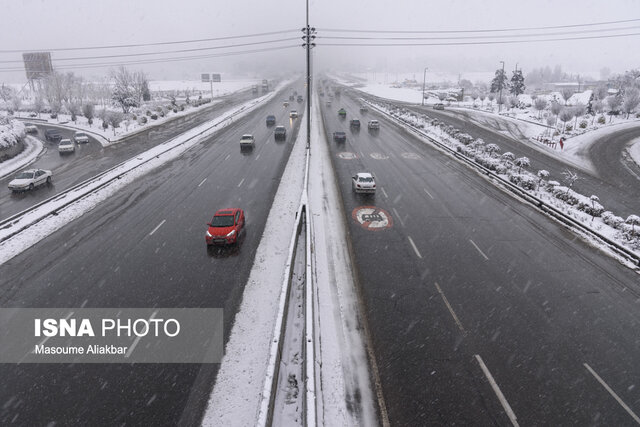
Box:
[352, 172, 376, 194]
[266, 115, 276, 126]
[326, 100, 332, 107]
[8, 168, 52, 192]
[58, 138, 76, 154]
[360, 105, 369, 113]
[44, 129, 62, 142]
[289, 95, 294, 101]
[338, 108, 346, 118]
[350, 119, 361, 129]
[24, 124, 38, 134]
[297, 95, 303, 103]
[274, 125, 287, 140]
[433, 103, 445, 110]
[333, 131, 346, 142]
[205, 208, 245, 246]
[240, 134, 255, 148]
[74, 132, 90, 144]
[289, 110, 298, 119]
[283, 101, 289, 107]
[368, 120, 380, 130]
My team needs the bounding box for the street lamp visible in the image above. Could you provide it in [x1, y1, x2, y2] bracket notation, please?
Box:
[498, 60, 505, 113]
[422, 67, 428, 106]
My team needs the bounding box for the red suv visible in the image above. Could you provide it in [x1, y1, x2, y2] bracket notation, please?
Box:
[205, 208, 245, 245]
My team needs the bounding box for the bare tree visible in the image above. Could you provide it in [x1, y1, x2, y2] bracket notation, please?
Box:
[594, 85, 609, 101]
[132, 70, 150, 104]
[534, 98, 548, 119]
[82, 103, 95, 126]
[108, 111, 124, 136]
[559, 108, 574, 132]
[606, 95, 622, 122]
[0, 84, 14, 103]
[592, 99, 604, 125]
[514, 157, 530, 173]
[11, 95, 22, 114]
[562, 169, 579, 197]
[67, 101, 80, 123]
[550, 101, 562, 127]
[33, 94, 44, 118]
[561, 87, 574, 105]
[622, 87, 640, 119]
[573, 103, 586, 128]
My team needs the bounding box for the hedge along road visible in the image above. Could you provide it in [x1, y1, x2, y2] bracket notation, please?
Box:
[0, 86, 261, 220]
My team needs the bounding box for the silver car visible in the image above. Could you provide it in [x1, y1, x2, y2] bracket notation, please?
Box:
[8, 169, 52, 192]
[58, 138, 76, 154]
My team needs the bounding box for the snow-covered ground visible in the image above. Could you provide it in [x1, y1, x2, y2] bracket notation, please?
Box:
[149, 78, 260, 94]
[629, 137, 640, 166]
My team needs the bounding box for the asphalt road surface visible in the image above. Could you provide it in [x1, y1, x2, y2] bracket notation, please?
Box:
[1, 87, 260, 220]
[0, 90, 303, 426]
[355, 89, 640, 219]
[321, 88, 640, 426]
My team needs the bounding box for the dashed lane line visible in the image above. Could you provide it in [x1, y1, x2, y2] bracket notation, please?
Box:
[475, 355, 519, 427]
[149, 220, 166, 236]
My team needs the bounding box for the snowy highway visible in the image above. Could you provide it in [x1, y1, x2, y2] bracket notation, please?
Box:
[0, 90, 302, 425]
[321, 88, 640, 425]
[0, 87, 258, 220]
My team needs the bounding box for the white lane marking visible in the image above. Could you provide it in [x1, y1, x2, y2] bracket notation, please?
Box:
[380, 186, 389, 198]
[126, 310, 158, 359]
[408, 236, 422, 259]
[469, 239, 489, 260]
[434, 282, 465, 333]
[475, 355, 519, 427]
[198, 178, 207, 187]
[423, 188, 434, 199]
[256, 154, 261, 160]
[584, 363, 640, 424]
[149, 219, 166, 236]
[237, 178, 245, 188]
[224, 154, 231, 161]
[392, 208, 405, 227]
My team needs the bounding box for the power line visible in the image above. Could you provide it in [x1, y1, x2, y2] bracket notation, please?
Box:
[0, 37, 300, 64]
[319, 17, 640, 34]
[319, 31, 640, 47]
[0, 29, 300, 53]
[319, 25, 640, 41]
[0, 44, 300, 73]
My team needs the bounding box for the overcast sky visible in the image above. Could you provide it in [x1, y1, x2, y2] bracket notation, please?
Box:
[1, 0, 639, 83]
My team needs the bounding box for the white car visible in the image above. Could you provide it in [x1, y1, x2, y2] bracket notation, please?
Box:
[368, 120, 380, 130]
[240, 134, 255, 148]
[24, 125, 39, 134]
[352, 172, 376, 194]
[74, 132, 90, 143]
[289, 110, 298, 119]
[8, 169, 52, 192]
[58, 138, 76, 154]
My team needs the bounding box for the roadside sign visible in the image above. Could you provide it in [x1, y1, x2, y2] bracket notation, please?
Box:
[352, 206, 393, 231]
[201, 73, 210, 82]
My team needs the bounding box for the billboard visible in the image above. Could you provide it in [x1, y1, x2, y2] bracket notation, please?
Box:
[22, 52, 53, 80]
[211, 73, 221, 82]
[201, 73, 210, 82]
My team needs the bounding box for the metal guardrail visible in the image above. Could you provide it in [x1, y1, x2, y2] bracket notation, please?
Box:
[363, 98, 640, 267]
[0, 97, 271, 245]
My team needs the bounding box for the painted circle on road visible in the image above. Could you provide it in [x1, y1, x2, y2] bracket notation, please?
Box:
[401, 152, 421, 160]
[352, 206, 393, 231]
[370, 152, 389, 160]
[338, 152, 358, 159]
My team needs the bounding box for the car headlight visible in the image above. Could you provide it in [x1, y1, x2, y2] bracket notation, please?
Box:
[206, 231, 212, 238]
[226, 230, 236, 237]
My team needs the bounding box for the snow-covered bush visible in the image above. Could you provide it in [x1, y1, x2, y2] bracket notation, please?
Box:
[138, 116, 148, 125]
[0, 117, 25, 148]
[576, 196, 604, 217]
[597, 115, 606, 124]
[509, 173, 536, 190]
[601, 211, 624, 228]
[579, 120, 588, 129]
[552, 186, 580, 205]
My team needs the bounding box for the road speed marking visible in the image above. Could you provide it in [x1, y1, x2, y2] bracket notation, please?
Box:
[401, 152, 421, 160]
[338, 152, 358, 160]
[352, 206, 393, 231]
[370, 152, 389, 160]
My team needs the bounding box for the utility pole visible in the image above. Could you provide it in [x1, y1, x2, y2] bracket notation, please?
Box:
[499, 60, 505, 113]
[302, 0, 316, 149]
[421, 67, 428, 106]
